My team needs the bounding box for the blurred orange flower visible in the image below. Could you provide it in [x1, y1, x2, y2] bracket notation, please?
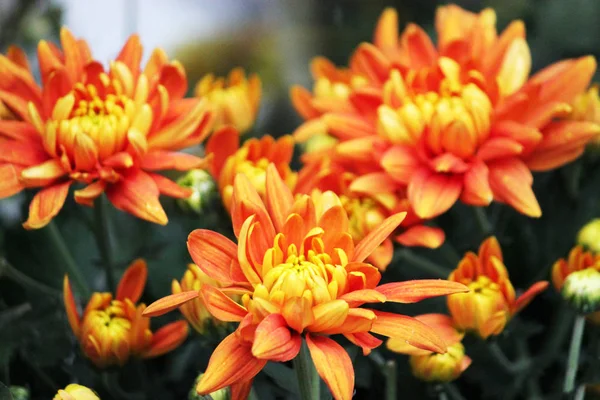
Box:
[0, 28, 213, 229]
[195, 68, 261, 134]
[63, 259, 188, 368]
[143, 164, 467, 400]
[447, 237, 548, 338]
[205, 126, 296, 210]
[291, 5, 599, 219]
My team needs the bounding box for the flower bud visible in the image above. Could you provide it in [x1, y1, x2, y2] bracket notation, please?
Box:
[176, 170, 218, 214]
[561, 268, 600, 314]
[189, 373, 229, 400]
[304, 133, 338, 155]
[9, 386, 29, 400]
[410, 342, 470, 383]
[577, 219, 600, 253]
[53, 384, 99, 400]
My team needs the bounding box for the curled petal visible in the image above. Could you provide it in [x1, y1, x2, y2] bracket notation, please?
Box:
[252, 314, 301, 361]
[143, 291, 199, 317]
[488, 158, 541, 217]
[395, 225, 445, 249]
[187, 229, 246, 284]
[461, 161, 493, 207]
[339, 289, 386, 308]
[306, 334, 354, 400]
[512, 281, 549, 314]
[143, 320, 189, 358]
[353, 212, 406, 263]
[62, 276, 81, 337]
[201, 285, 248, 322]
[408, 169, 462, 219]
[116, 259, 147, 303]
[74, 181, 106, 207]
[23, 181, 71, 230]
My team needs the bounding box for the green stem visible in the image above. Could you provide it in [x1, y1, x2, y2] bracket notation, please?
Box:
[94, 195, 117, 291]
[472, 207, 493, 236]
[398, 249, 449, 278]
[45, 221, 91, 297]
[487, 341, 529, 374]
[563, 315, 586, 394]
[385, 360, 397, 400]
[0, 258, 61, 297]
[438, 383, 465, 400]
[293, 340, 320, 400]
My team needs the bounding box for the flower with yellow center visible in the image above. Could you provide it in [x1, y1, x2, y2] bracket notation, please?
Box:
[63, 259, 189, 368]
[195, 68, 261, 134]
[447, 237, 548, 339]
[205, 126, 296, 210]
[53, 384, 99, 400]
[143, 164, 468, 400]
[291, 5, 600, 220]
[0, 27, 214, 229]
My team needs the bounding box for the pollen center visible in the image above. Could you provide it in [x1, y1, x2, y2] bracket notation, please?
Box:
[82, 301, 131, 340]
[468, 275, 500, 296]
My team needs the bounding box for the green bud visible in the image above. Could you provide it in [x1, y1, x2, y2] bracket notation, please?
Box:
[577, 219, 600, 253]
[189, 373, 229, 400]
[10, 386, 30, 400]
[562, 268, 600, 314]
[176, 170, 218, 214]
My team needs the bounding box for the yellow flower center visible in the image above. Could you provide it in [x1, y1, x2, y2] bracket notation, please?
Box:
[468, 275, 500, 296]
[236, 158, 270, 196]
[341, 196, 386, 241]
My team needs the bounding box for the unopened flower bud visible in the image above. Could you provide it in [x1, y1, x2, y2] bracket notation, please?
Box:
[53, 384, 99, 400]
[410, 342, 470, 383]
[176, 170, 218, 214]
[10, 386, 29, 400]
[189, 373, 229, 400]
[562, 268, 600, 314]
[577, 219, 600, 253]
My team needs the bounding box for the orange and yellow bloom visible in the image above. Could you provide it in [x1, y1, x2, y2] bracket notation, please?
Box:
[195, 68, 261, 134]
[53, 384, 99, 400]
[447, 237, 548, 338]
[0, 28, 213, 229]
[205, 126, 296, 210]
[63, 259, 188, 367]
[143, 164, 468, 400]
[291, 5, 599, 220]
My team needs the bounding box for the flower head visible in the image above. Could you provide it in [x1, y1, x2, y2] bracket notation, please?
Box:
[0, 27, 214, 229]
[53, 384, 99, 400]
[63, 259, 188, 367]
[195, 68, 261, 134]
[447, 237, 548, 338]
[291, 6, 599, 220]
[143, 164, 468, 400]
[205, 126, 296, 210]
[577, 219, 600, 253]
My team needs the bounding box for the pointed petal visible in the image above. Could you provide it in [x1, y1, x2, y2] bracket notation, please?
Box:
[476, 138, 523, 161]
[149, 172, 192, 199]
[116, 259, 147, 303]
[197, 333, 267, 394]
[140, 151, 209, 171]
[201, 285, 248, 322]
[395, 225, 445, 249]
[408, 169, 462, 219]
[0, 164, 24, 198]
[143, 291, 200, 317]
[306, 334, 354, 400]
[338, 289, 386, 307]
[307, 299, 350, 332]
[187, 229, 246, 284]
[143, 320, 189, 358]
[349, 172, 397, 194]
[23, 181, 71, 229]
[497, 38, 531, 96]
[353, 212, 406, 263]
[20, 159, 67, 187]
[374, 8, 399, 51]
[231, 173, 275, 239]
[251, 314, 301, 361]
[488, 158, 541, 217]
[205, 126, 240, 177]
[376, 280, 468, 303]
[265, 163, 294, 232]
[461, 161, 493, 207]
[367, 239, 394, 271]
[230, 380, 254, 400]
[512, 281, 548, 314]
[344, 332, 383, 356]
[74, 181, 106, 207]
[62, 275, 81, 336]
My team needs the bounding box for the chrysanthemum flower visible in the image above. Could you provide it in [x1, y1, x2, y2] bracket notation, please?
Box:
[0, 28, 213, 229]
[63, 259, 188, 367]
[296, 158, 444, 270]
[291, 5, 599, 219]
[195, 68, 261, 134]
[53, 384, 99, 400]
[388, 314, 470, 383]
[447, 237, 548, 338]
[205, 126, 296, 210]
[173, 263, 234, 334]
[552, 246, 600, 323]
[143, 164, 468, 400]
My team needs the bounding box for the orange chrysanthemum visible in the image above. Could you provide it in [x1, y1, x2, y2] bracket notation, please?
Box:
[291, 5, 599, 219]
[205, 126, 296, 210]
[143, 165, 467, 400]
[63, 259, 189, 368]
[296, 158, 444, 270]
[0, 28, 213, 229]
[447, 237, 548, 338]
[195, 68, 261, 134]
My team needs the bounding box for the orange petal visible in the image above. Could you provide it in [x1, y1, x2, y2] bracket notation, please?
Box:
[488, 158, 541, 217]
[369, 310, 447, 354]
[143, 291, 200, 317]
[376, 280, 468, 303]
[344, 332, 383, 356]
[231, 173, 275, 239]
[230, 379, 254, 400]
[290, 85, 320, 120]
[460, 161, 493, 207]
[512, 281, 548, 314]
[140, 151, 209, 171]
[401, 23, 437, 68]
[496, 38, 531, 96]
[306, 334, 354, 400]
[23, 181, 71, 230]
[349, 172, 397, 195]
[20, 159, 67, 187]
[197, 333, 267, 394]
[338, 289, 386, 308]
[366, 240, 394, 271]
[531, 56, 596, 104]
[407, 169, 462, 219]
[350, 43, 390, 85]
[476, 138, 523, 161]
[103, 152, 134, 169]
[73, 181, 106, 207]
[395, 225, 445, 249]
[0, 164, 24, 198]
[205, 125, 240, 178]
[251, 314, 301, 361]
[201, 285, 248, 322]
[307, 299, 350, 332]
[374, 8, 399, 51]
[105, 169, 168, 225]
[116, 258, 147, 303]
[478, 236, 503, 266]
[144, 320, 189, 358]
[73, 133, 99, 171]
[281, 296, 314, 333]
[62, 275, 81, 337]
[415, 314, 464, 345]
[265, 163, 294, 232]
[187, 229, 246, 284]
[149, 173, 192, 199]
[353, 212, 406, 263]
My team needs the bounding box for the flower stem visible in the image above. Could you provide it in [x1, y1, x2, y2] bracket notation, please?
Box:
[0, 258, 61, 297]
[293, 339, 320, 400]
[94, 195, 117, 292]
[45, 220, 91, 298]
[472, 207, 493, 236]
[384, 360, 397, 400]
[563, 315, 586, 394]
[487, 341, 530, 374]
[398, 249, 449, 278]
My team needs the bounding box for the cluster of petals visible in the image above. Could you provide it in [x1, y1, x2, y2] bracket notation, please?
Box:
[0, 28, 213, 228]
[63, 259, 188, 367]
[447, 237, 548, 338]
[291, 5, 600, 220]
[143, 164, 468, 400]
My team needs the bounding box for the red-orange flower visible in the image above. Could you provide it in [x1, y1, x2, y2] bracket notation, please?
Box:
[205, 126, 296, 210]
[291, 5, 599, 219]
[0, 28, 213, 229]
[447, 237, 548, 338]
[63, 259, 188, 367]
[143, 164, 467, 400]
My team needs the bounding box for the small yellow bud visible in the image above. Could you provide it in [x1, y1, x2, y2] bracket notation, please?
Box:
[304, 133, 338, 154]
[53, 384, 99, 400]
[410, 342, 470, 383]
[561, 268, 600, 314]
[577, 219, 600, 253]
[190, 373, 229, 400]
[176, 169, 218, 214]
